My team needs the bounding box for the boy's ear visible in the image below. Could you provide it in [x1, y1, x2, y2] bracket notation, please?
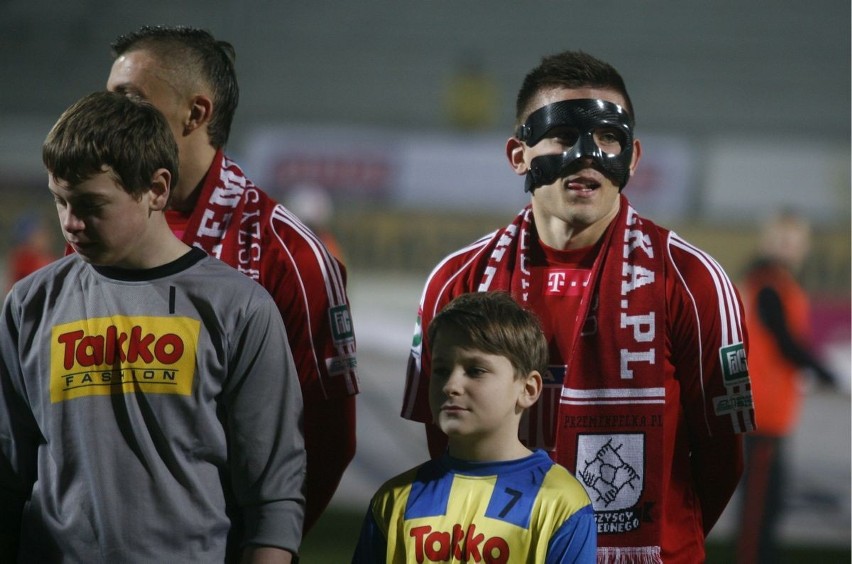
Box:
[147, 168, 171, 211]
[517, 370, 543, 409]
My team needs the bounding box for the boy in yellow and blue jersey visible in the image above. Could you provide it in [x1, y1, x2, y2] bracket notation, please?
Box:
[353, 292, 595, 563]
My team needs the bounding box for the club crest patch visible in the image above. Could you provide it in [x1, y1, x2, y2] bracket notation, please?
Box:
[577, 433, 644, 511]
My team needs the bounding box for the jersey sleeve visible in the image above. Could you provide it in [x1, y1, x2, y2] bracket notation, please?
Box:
[222, 284, 306, 553]
[265, 205, 358, 400]
[401, 235, 497, 423]
[0, 289, 40, 548]
[350, 501, 388, 564]
[401, 281, 436, 423]
[666, 232, 755, 438]
[401, 256, 469, 423]
[545, 504, 597, 564]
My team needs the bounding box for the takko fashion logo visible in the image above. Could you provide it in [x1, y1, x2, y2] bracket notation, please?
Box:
[410, 524, 509, 564]
[50, 316, 200, 402]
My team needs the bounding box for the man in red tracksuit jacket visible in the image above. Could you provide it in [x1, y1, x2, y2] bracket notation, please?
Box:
[105, 25, 359, 543]
[401, 50, 755, 563]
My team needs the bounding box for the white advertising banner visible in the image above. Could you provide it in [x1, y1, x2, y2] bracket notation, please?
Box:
[703, 139, 850, 225]
[242, 125, 696, 218]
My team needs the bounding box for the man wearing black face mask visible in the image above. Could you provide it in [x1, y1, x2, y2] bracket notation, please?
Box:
[400, 50, 755, 564]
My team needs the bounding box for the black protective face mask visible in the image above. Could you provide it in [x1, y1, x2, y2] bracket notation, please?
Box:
[515, 99, 635, 192]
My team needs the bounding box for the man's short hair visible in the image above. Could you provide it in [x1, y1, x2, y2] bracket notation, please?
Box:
[515, 50, 634, 127]
[427, 291, 549, 379]
[111, 25, 239, 148]
[43, 91, 179, 197]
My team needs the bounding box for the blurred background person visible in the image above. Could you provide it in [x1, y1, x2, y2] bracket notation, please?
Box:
[5, 212, 59, 289]
[443, 52, 499, 131]
[735, 209, 838, 564]
[286, 182, 346, 264]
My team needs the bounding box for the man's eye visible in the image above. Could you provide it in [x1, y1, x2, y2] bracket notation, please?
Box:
[593, 129, 625, 155]
[595, 128, 624, 145]
[115, 87, 146, 103]
[554, 133, 579, 147]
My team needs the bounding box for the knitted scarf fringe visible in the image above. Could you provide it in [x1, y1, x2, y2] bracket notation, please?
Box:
[597, 546, 662, 564]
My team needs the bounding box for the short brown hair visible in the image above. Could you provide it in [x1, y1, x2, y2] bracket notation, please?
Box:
[43, 91, 179, 198]
[111, 25, 239, 149]
[428, 292, 548, 379]
[515, 50, 634, 126]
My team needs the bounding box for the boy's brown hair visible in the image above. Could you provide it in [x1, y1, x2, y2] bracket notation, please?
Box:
[43, 91, 179, 198]
[427, 291, 548, 379]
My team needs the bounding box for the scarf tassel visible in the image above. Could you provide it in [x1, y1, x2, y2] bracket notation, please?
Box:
[597, 546, 662, 564]
[598, 546, 663, 564]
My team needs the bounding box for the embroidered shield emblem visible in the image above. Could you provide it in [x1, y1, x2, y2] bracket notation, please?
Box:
[576, 433, 645, 511]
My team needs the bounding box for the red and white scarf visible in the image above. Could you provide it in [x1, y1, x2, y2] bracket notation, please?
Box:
[479, 196, 666, 563]
[179, 150, 265, 279]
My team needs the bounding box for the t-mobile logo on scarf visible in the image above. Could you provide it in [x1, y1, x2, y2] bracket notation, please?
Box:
[545, 268, 590, 296]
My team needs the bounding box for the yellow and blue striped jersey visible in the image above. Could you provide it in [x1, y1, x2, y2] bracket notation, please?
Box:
[352, 449, 595, 563]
